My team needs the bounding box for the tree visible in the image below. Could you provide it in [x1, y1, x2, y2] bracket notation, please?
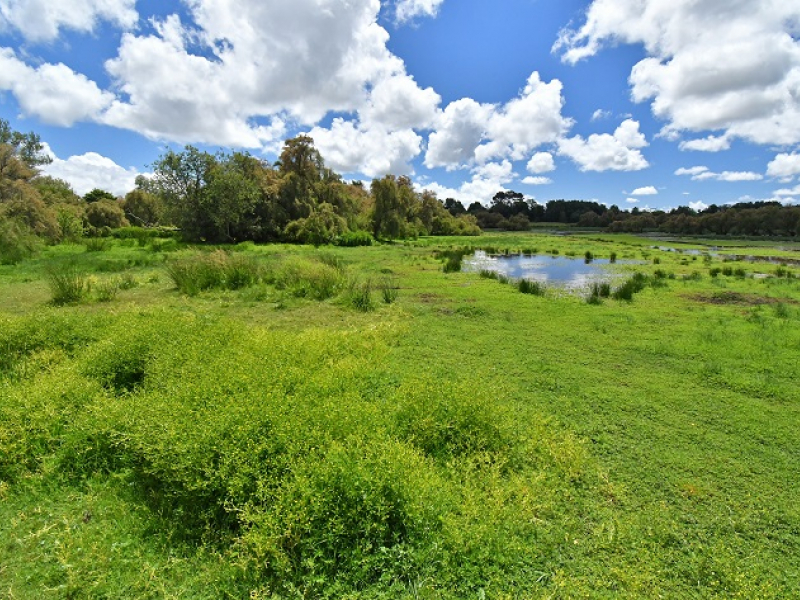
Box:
[150, 146, 216, 240]
[84, 188, 116, 203]
[0, 119, 51, 169]
[123, 189, 163, 227]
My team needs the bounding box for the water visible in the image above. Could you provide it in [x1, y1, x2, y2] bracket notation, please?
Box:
[462, 251, 633, 291]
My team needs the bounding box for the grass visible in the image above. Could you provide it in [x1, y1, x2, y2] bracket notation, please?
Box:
[0, 232, 799, 597]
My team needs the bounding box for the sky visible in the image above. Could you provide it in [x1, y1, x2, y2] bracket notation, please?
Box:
[1, 0, 800, 211]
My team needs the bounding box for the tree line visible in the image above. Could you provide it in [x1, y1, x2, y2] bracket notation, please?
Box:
[0, 121, 480, 261]
[450, 190, 800, 237]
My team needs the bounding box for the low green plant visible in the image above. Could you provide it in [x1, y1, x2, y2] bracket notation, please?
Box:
[609, 251, 617, 263]
[378, 276, 399, 304]
[94, 278, 120, 302]
[0, 219, 40, 265]
[336, 230, 374, 247]
[46, 268, 89, 305]
[517, 278, 546, 296]
[84, 238, 110, 252]
[346, 277, 375, 311]
[479, 269, 499, 279]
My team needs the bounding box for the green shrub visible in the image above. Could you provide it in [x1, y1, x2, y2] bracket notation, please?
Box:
[84, 237, 110, 252]
[584, 251, 594, 262]
[275, 257, 344, 300]
[336, 230, 374, 247]
[166, 250, 261, 295]
[609, 252, 617, 263]
[0, 219, 40, 265]
[46, 268, 89, 305]
[479, 269, 498, 279]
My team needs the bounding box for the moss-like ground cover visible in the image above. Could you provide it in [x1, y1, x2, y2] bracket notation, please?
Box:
[1, 232, 799, 598]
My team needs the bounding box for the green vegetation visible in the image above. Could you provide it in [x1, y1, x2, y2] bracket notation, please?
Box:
[1, 232, 798, 597]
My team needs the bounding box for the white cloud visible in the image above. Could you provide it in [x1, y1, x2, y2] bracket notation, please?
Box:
[361, 74, 441, 130]
[425, 98, 493, 169]
[773, 184, 800, 197]
[419, 160, 516, 207]
[555, 0, 800, 146]
[0, 0, 430, 153]
[521, 176, 552, 185]
[767, 152, 800, 181]
[675, 166, 709, 177]
[41, 144, 140, 196]
[307, 119, 421, 178]
[626, 197, 639, 204]
[591, 109, 612, 121]
[0, 0, 137, 42]
[0, 48, 114, 126]
[557, 119, 649, 172]
[477, 72, 572, 163]
[689, 201, 708, 212]
[394, 0, 445, 23]
[631, 185, 658, 195]
[679, 134, 732, 152]
[675, 166, 763, 182]
[526, 152, 555, 174]
[425, 72, 571, 169]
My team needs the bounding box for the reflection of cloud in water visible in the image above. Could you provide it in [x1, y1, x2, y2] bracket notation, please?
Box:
[463, 251, 629, 291]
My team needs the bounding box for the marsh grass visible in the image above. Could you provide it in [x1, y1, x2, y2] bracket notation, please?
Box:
[166, 250, 262, 295]
[84, 238, 110, 252]
[46, 267, 90, 305]
[378, 276, 399, 304]
[517, 278, 547, 296]
[346, 277, 375, 311]
[274, 256, 344, 300]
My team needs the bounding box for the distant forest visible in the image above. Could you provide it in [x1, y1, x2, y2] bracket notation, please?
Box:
[2, 117, 798, 260]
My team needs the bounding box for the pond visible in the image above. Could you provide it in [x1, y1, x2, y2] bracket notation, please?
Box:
[462, 251, 635, 291]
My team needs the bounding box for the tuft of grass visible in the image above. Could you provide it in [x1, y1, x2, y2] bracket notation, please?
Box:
[609, 251, 617, 263]
[517, 278, 546, 296]
[346, 277, 375, 311]
[166, 250, 262, 295]
[46, 268, 89, 305]
[479, 269, 499, 280]
[94, 278, 120, 302]
[84, 238, 110, 252]
[378, 276, 399, 304]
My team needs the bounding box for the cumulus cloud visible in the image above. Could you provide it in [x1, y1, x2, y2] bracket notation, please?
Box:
[425, 72, 571, 170]
[307, 119, 421, 178]
[394, 0, 445, 23]
[526, 152, 555, 174]
[767, 152, 800, 181]
[555, 0, 800, 146]
[425, 98, 493, 169]
[626, 197, 639, 204]
[521, 176, 552, 186]
[679, 134, 732, 152]
[0, 0, 442, 166]
[773, 185, 800, 197]
[675, 166, 763, 182]
[689, 201, 708, 211]
[591, 109, 612, 121]
[630, 185, 657, 195]
[419, 160, 516, 207]
[41, 144, 140, 196]
[0, 0, 137, 42]
[0, 48, 114, 126]
[557, 119, 649, 172]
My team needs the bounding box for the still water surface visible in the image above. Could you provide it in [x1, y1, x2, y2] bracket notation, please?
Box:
[462, 251, 632, 290]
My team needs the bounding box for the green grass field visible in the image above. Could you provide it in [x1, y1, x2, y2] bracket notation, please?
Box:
[1, 232, 799, 598]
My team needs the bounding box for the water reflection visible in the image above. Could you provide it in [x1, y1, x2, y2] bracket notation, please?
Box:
[462, 251, 632, 290]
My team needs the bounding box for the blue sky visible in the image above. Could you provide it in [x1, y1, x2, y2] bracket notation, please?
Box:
[1, 0, 799, 210]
